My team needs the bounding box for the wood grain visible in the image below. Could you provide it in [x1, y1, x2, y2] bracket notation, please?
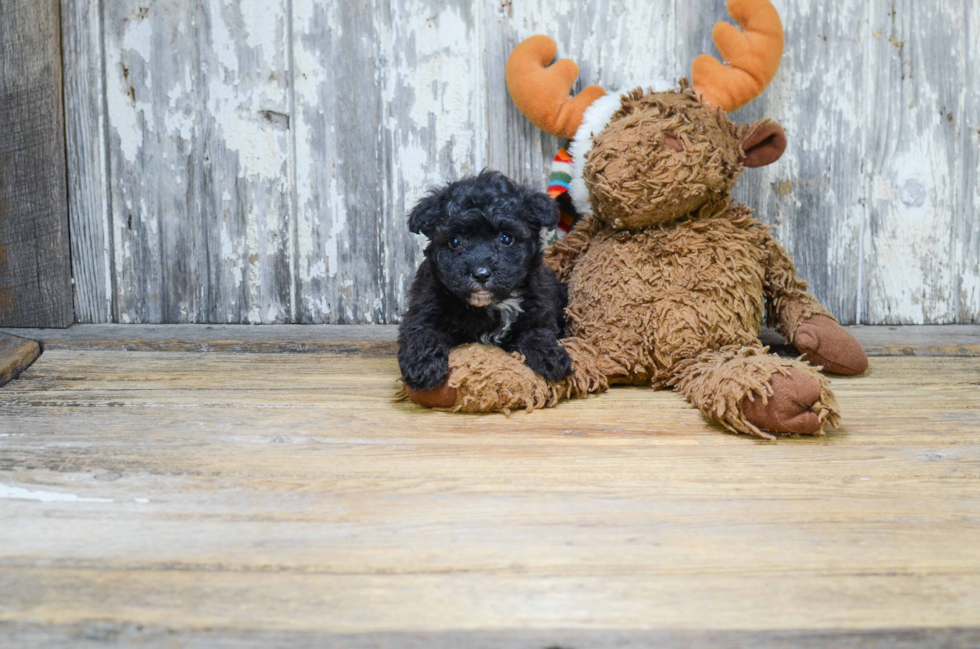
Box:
[62, 0, 114, 324]
[100, 1, 293, 323]
[0, 349, 978, 642]
[64, 0, 980, 325]
[864, 1, 980, 324]
[291, 0, 386, 324]
[964, 3, 980, 323]
[291, 1, 488, 324]
[3, 626, 980, 649]
[3, 324, 977, 356]
[0, 332, 40, 387]
[0, 0, 74, 328]
[0, 324, 399, 354]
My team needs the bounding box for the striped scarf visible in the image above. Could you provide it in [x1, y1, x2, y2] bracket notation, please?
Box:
[546, 147, 580, 241]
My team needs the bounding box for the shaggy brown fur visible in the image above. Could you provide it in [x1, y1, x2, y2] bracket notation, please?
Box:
[406, 87, 867, 438]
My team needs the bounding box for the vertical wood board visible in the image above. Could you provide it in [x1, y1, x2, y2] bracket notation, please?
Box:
[102, 1, 292, 323]
[0, 0, 74, 328]
[864, 0, 976, 324]
[62, 0, 114, 324]
[291, 0, 488, 323]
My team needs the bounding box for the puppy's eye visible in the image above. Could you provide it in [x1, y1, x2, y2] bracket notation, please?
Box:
[448, 237, 463, 250]
[499, 233, 514, 246]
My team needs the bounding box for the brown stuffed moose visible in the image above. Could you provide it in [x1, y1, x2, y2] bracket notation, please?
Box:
[407, 0, 868, 438]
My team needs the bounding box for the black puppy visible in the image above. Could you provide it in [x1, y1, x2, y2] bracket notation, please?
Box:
[398, 170, 572, 392]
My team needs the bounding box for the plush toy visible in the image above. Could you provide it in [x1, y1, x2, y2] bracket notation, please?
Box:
[407, 0, 868, 438]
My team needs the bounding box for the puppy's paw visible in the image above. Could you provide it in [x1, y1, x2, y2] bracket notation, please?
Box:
[523, 344, 573, 383]
[402, 357, 451, 392]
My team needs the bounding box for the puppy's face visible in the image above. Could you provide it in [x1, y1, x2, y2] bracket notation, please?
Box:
[409, 171, 559, 307]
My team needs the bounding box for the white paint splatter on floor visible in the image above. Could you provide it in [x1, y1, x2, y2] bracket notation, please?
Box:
[0, 484, 113, 503]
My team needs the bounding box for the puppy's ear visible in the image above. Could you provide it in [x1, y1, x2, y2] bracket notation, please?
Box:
[521, 188, 560, 231]
[407, 188, 446, 237]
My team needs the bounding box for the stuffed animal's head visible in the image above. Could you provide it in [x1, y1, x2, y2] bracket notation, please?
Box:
[507, 0, 787, 230]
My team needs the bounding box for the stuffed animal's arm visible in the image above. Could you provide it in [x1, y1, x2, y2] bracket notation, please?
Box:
[544, 215, 603, 282]
[761, 233, 833, 340]
[762, 232, 868, 375]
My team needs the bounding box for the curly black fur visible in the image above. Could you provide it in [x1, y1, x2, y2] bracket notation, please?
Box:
[398, 170, 572, 391]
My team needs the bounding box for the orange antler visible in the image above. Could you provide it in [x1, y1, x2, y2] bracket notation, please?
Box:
[506, 35, 607, 139]
[691, 0, 784, 112]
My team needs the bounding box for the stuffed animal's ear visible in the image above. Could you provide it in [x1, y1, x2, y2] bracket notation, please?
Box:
[521, 188, 560, 230]
[407, 189, 446, 236]
[741, 119, 787, 168]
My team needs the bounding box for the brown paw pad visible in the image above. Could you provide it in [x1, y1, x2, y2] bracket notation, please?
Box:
[406, 382, 458, 409]
[794, 315, 869, 376]
[742, 369, 825, 435]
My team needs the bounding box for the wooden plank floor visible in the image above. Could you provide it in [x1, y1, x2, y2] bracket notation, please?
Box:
[1, 341, 979, 646]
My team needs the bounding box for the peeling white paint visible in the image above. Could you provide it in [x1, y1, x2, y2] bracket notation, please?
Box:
[99, 0, 293, 324]
[863, 0, 963, 324]
[72, 0, 979, 325]
[209, 0, 241, 79]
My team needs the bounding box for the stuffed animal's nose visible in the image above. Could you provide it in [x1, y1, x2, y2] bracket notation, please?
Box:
[472, 267, 492, 283]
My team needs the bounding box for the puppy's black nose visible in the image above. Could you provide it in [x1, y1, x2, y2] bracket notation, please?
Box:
[472, 267, 492, 283]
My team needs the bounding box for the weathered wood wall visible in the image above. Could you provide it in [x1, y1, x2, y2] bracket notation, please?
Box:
[63, 0, 980, 325]
[0, 0, 74, 328]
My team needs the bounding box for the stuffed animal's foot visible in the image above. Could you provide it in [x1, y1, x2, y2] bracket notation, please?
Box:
[793, 315, 868, 376]
[741, 368, 839, 436]
[403, 343, 557, 413]
[404, 381, 458, 408]
[672, 346, 840, 439]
